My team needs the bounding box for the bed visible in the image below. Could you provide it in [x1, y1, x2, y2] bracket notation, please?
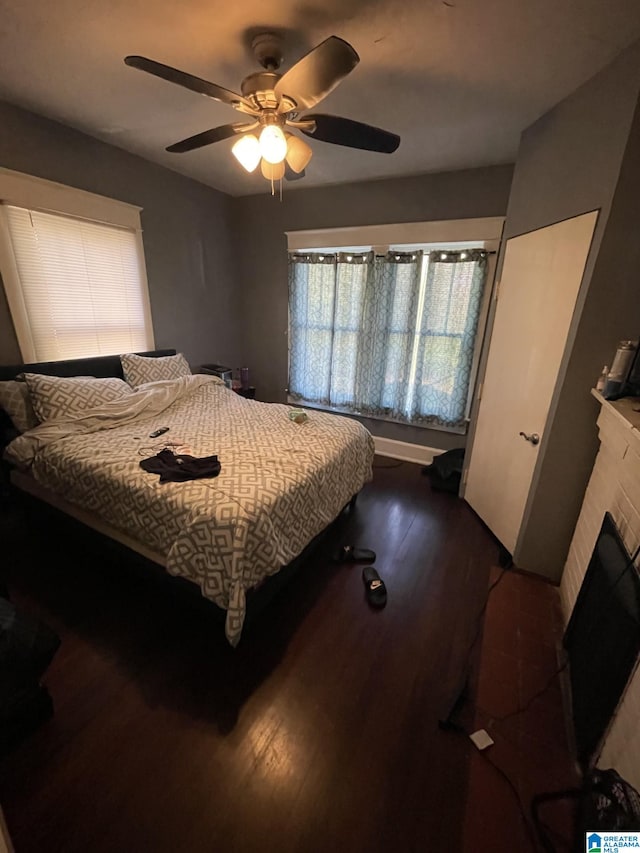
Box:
[0, 350, 374, 645]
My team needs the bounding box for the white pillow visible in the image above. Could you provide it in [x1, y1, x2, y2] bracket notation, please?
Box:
[0, 380, 39, 433]
[120, 352, 191, 388]
[22, 373, 133, 423]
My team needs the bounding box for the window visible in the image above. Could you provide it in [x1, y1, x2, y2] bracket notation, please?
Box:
[288, 232, 496, 432]
[0, 168, 154, 362]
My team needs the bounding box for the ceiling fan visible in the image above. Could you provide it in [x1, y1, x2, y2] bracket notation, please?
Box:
[124, 33, 400, 189]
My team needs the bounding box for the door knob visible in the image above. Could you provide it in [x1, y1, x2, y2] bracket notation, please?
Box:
[519, 431, 540, 445]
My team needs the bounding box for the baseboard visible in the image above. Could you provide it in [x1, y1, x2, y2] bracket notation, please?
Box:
[373, 436, 444, 466]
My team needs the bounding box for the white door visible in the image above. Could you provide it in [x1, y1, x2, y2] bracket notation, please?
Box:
[465, 211, 598, 554]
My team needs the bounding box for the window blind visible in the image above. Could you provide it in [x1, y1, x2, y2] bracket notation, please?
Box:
[3, 204, 153, 362]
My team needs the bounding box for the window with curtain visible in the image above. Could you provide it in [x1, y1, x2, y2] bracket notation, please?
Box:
[1, 204, 154, 362]
[288, 248, 488, 430]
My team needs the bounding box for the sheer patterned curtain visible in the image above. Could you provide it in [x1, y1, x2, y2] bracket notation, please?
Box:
[411, 250, 488, 427]
[288, 252, 373, 406]
[353, 252, 422, 417]
[288, 248, 488, 429]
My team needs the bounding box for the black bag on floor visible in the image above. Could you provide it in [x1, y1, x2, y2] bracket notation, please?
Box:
[422, 448, 465, 494]
[0, 680, 53, 753]
[0, 596, 59, 753]
[0, 596, 60, 681]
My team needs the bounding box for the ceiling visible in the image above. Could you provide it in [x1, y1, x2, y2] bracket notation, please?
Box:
[1, 0, 640, 197]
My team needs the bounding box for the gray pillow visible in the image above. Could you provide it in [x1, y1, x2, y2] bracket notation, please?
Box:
[0, 380, 39, 433]
[120, 352, 191, 388]
[22, 373, 133, 423]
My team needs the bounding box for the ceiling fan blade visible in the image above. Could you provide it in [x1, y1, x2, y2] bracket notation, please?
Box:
[301, 114, 400, 153]
[166, 122, 258, 153]
[124, 56, 257, 115]
[274, 36, 359, 111]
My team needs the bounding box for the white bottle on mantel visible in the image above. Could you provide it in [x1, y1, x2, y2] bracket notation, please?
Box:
[596, 366, 609, 393]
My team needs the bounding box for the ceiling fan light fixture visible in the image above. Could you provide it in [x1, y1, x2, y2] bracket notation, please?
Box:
[285, 134, 313, 173]
[259, 124, 287, 164]
[231, 134, 261, 172]
[261, 158, 286, 181]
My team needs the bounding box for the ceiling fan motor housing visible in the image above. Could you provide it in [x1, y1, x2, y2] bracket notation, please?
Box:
[251, 33, 284, 71]
[241, 71, 281, 110]
[241, 70, 297, 114]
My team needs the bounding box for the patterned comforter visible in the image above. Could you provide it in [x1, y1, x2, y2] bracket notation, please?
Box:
[5, 376, 374, 644]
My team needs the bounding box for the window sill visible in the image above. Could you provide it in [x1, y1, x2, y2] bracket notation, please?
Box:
[286, 396, 468, 435]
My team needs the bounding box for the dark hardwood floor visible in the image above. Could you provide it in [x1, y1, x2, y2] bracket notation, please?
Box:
[0, 459, 577, 852]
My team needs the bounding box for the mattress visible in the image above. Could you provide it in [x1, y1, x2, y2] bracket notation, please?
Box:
[5, 375, 374, 644]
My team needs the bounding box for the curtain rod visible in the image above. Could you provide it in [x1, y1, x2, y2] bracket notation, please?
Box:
[290, 250, 498, 259]
[291, 249, 497, 255]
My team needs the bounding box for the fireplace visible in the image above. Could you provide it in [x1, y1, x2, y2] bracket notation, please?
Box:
[562, 394, 640, 786]
[564, 513, 640, 766]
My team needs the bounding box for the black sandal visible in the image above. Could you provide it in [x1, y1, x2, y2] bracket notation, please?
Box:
[333, 545, 376, 564]
[362, 566, 387, 608]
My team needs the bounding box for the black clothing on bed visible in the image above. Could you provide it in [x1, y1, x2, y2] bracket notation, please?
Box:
[139, 449, 221, 483]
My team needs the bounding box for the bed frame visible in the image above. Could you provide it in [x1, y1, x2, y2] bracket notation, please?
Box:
[1, 349, 355, 632]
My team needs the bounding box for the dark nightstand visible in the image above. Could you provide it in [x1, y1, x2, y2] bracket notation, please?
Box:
[234, 387, 256, 399]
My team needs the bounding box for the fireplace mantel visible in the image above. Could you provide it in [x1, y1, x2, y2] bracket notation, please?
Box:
[561, 390, 640, 786]
[590, 387, 640, 433]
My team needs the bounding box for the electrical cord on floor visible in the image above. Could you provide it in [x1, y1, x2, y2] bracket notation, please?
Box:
[463, 565, 510, 660]
[481, 748, 541, 853]
[492, 661, 568, 724]
[449, 540, 640, 853]
[438, 563, 510, 729]
[482, 540, 640, 725]
[438, 564, 542, 849]
[472, 649, 569, 729]
[532, 803, 576, 853]
[446, 719, 541, 853]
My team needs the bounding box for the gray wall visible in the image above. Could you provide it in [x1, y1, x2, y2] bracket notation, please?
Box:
[0, 100, 242, 369]
[502, 42, 640, 580]
[231, 164, 514, 450]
